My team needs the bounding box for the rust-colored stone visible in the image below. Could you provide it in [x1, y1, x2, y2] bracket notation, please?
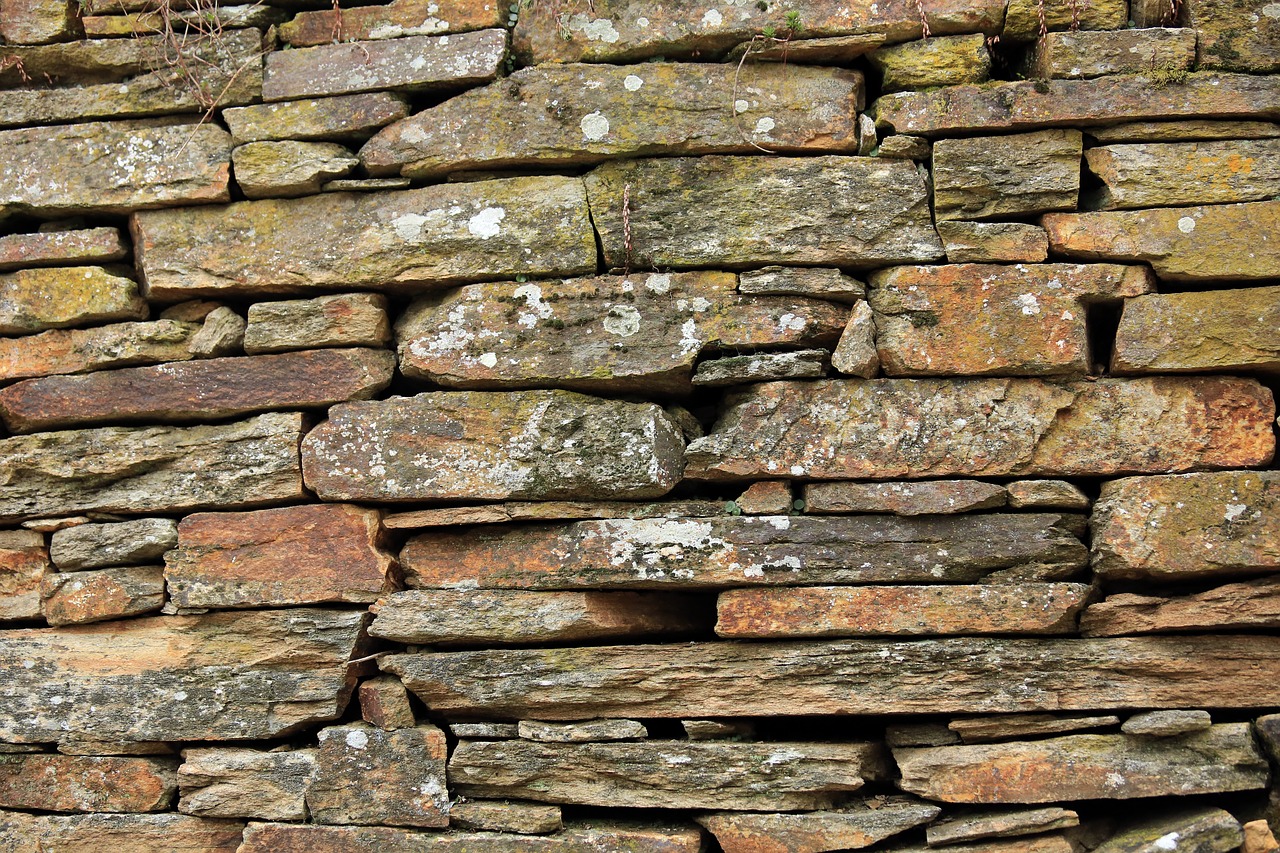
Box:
[0, 813, 245, 852]
[0, 530, 48, 622]
[308, 724, 448, 828]
[0, 227, 127, 271]
[280, 0, 503, 46]
[244, 293, 390, 354]
[734, 481, 793, 515]
[41, 565, 165, 626]
[0, 319, 199, 383]
[1082, 576, 1280, 637]
[0, 754, 176, 812]
[358, 676, 416, 730]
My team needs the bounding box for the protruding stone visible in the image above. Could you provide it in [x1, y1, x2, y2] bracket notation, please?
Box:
[0, 227, 127, 271]
[1025, 28, 1197, 79]
[886, 723, 961, 748]
[0, 267, 146, 336]
[876, 134, 931, 159]
[937, 221, 1049, 263]
[0, 530, 48, 622]
[236, 821, 703, 852]
[1093, 807, 1244, 853]
[449, 801, 562, 835]
[1112, 286, 1280, 375]
[178, 748, 316, 821]
[1006, 480, 1090, 510]
[186, 306, 245, 357]
[927, 808, 1081, 845]
[308, 724, 448, 828]
[1187, 0, 1280, 72]
[0, 319, 202, 383]
[1243, 819, 1280, 853]
[358, 676, 416, 731]
[933, 130, 1082, 221]
[830, 301, 879, 378]
[232, 141, 358, 199]
[693, 350, 829, 387]
[518, 719, 647, 743]
[738, 266, 866, 303]
[1003, 0, 1128, 40]
[244, 293, 390, 354]
[683, 720, 757, 741]
[280, 0, 504, 46]
[1081, 576, 1280, 637]
[870, 34, 990, 92]
[1086, 140, 1280, 209]
[697, 798, 941, 853]
[0, 813, 244, 852]
[41, 566, 165, 626]
[949, 714, 1120, 743]
[1123, 710, 1213, 737]
[223, 93, 411, 144]
[49, 518, 177, 571]
[804, 480, 1007, 516]
[733, 481, 793, 515]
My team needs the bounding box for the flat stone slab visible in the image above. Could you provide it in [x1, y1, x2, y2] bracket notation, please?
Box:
[948, 714, 1120, 743]
[449, 800, 562, 835]
[302, 390, 685, 502]
[737, 266, 866, 303]
[933, 130, 1081, 221]
[694, 350, 830, 387]
[1112, 286, 1280, 375]
[697, 799, 940, 853]
[237, 821, 704, 852]
[1025, 27, 1197, 79]
[280, 0, 504, 46]
[1007, 480, 1090, 510]
[41, 565, 165, 627]
[1090, 119, 1280, 143]
[685, 378, 1275, 481]
[1123, 710, 1212, 737]
[1082, 576, 1280, 637]
[585, 155, 943, 271]
[0, 267, 146, 336]
[803, 480, 1007, 515]
[937, 222, 1049, 264]
[133, 177, 596, 299]
[0, 319, 202, 383]
[518, 719, 647, 743]
[384, 499, 724, 529]
[927, 808, 1080, 845]
[178, 747, 316, 821]
[1095, 807, 1242, 853]
[0, 813, 244, 853]
[244, 293, 390, 354]
[0, 227, 127, 271]
[0, 609, 366, 742]
[1085, 139, 1280, 209]
[232, 141, 358, 199]
[224, 93, 411, 144]
[0, 753, 176, 812]
[1003, 0, 1128, 38]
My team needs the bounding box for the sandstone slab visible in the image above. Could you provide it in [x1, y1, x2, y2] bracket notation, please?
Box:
[697, 799, 941, 853]
[450, 801, 562, 835]
[737, 266, 866, 303]
[685, 378, 1275, 481]
[0, 813, 244, 853]
[870, 34, 990, 92]
[927, 808, 1081, 845]
[0, 608, 365, 742]
[1026, 28, 1197, 79]
[1006, 480, 1090, 510]
[49, 517, 177, 571]
[1086, 139, 1280, 209]
[1081, 576, 1280, 636]
[1094, 807, 1244, 853]
[0, 267, 146, 336]
[303, 391, 685, 502]
[1123, 710, 1212, 737]
[232, 141, 358, 199]
[0, 530, 48, 622]
[41, 566, 165, 627]
[236, 821, 703, 852]
[0, 753, 175, 812]
[803, 480, 1007, 515]
[359, 676, 416, 731]
[585, 156, 942, 271]
[933, 130, 1082, 221]
[244, 293, 390, 354]
[0, 0, 75, 43]
[1112, 286, 1280, 375]
[518, 719, 647, 743]
[384, 499, 723, 529]
[1091, 120, 1280, 144]
[133, 176, 596, 298]
[732, 33, 887, 64]
[937, 222, 1049, 263]
[224, 93, 411, 144]
[1003, 0, 1128, 39]
[308, 724, 448, 828]
[0, 319, 202, 383]
[694, 350, 830, 386]
[281, 0, 503, 46]
[856, 837, 1074, 853]
[1188, 0, 1280, 71]
[0, 227, 127, 271]
[81, 3, 283, 36]
[178, 748, 315, 821]
[948, 714, 1120, 743]
[734, 481, 793, 517]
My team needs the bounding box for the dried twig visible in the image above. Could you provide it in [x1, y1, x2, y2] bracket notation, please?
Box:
[621, 182, 634, 276]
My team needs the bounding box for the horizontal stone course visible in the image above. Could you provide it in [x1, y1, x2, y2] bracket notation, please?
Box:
[1112, 286, 1280, 374]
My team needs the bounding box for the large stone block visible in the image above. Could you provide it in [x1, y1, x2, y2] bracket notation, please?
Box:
[178, 748, 316, 821]
[236, 821, 703, 852]
[280, 0, 504, 46]
[1002, 0, 1128, 39]
[0, 319, 200, 382]
[0, 267, 146, 336]
[0, 813, 244, 853]
[223, 93, 410, 144]
[933, 130, 1082, 221]
[308, 724, 448, 828]
[244, 293, 390, 354]
[0, 754, 176, 812]
[869, 34, 991, 92]
[1112, 286, 1280, 375]
[1187, 0, 1280, 71]
[1025, 28, 1198, 79]
[803, 480, 1007, 515]
[1094, 808, 1244, 853]
[1085, 139, 1280, 209]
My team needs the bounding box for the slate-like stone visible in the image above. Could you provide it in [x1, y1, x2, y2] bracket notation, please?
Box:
[0, 348, 394, 433]
[1093, 807, 1244, 853]
[1092, 472, 1280, 581]
[876, 133, 931, 159]
[1081, 576, 1280, 637]
[1112, 287, 1280, 375]
[870, 34, 990, 92]
[685, 378, 1275, 481]
[133, 176, 596, 299]
[0, 227, 127, 271]
[933, 130, 1082, 221]
[731, 33, 887, 64]
[948, 714, 1120, 743]
[1188, 0, 1280, 72]
[451, 723, 519, 739]
[232, 141, 358, 199]
[585, 155, 943, 271]
[737, 266, 866, 303]
[41, 566, 165, 626]
[0, 319, 202, 383]
[830, 302, 878, 378]
[165, 504, 396, 609]
[81, 3, 284, 36]
[178, 748, 316, 821]
[280, 0, 504, 46]
[308, 724, 449, 828]
[370, 590, 702, 645]
[0, 267, 146, 336]
[0, 0, 75, 43]
[0, 608, 365, 742]
[382, 636, 1280, 719]
[0, 530, 48, 622]
[49, 518, 177, 571]
[0, 412, 306, 524]
[237, 821, 704, 852]
[223, 93, 411, 144]
[927, 808, 1081, 845]
[449, 739, 886, 811]
[384, 499, 724, 529]
[263, 30, 506, 101]
[361, 62, 862, 178]
[399, 513, 1088, 590]
[1003, 0, 1128, 38]
[0, 753, 176, 812]
[886, 723, 962, 748]
[694, 350, 830, 387]
[937, 221, 1049, 263]
[0, 813, 245, 853]
[518, 719, 647, 743]
[803, 480, 1007, 515]
[697, 799, 941, 853]
[1086, 140, 1280, 209]
[683, 720, 756, 741]
[0, 121, 230, 215]
[396, 272, 846, 394]
[1123, 710, 1213, 737]
[302, 390, 685, 502]
[874, 836, 1075, 853]
[1006, 480, 1090, 510]
[450, 801, 562, 835]
[359, 676, 416, 731]
[244, 293, 390, 354]
[1025, 28, 1197, 79]
[1090, 119, 1280, 144]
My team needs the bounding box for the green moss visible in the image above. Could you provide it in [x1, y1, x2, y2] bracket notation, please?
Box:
[907, 310, 940, 329]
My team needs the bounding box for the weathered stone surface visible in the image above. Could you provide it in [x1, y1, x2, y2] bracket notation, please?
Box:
[927, 808, 1080, 845]
[0, 267, 146, 336]
[308, 724, 448, 828]
[937, 221, 1049, 263]
[450, 801, 562, 835]
[830, 302, 878, 378]
[0, 0, 74, 43]
[716, 583, 1090, 638]
[1092, 472, 1280, 581]
[0, 227, 127, 271]
[0, 812, 244, 852]
[685, 378, 1275, 481]
[0, 754, 175, 813]
[399, 513, 1087, 590]
[871, 74, 1280, 136]
[949, 714, 1120, 743]
[874, 836, 1076, 853]
[0, 121, 230, 215]
[803, 480, 1007, 515]
[1003, 0, 1128, 39]
[451, 723, 519, 739]
[869, 262, 1151, 377]
[0, 530, 47, 622]
[683, 720, 756, 741]
[734, 481, 793, 515]
[49, 518, 177, 571]
[187, 306, 245, 357]
[55, 740, 171, 757]
[396, 272, 845, 394]
[694, 350, 829, 387]
[933, 130, 1082, 221]
[1112, 287, 1280, 375]
[166, 504, 396, 609]
[519, 719, 647, 743]
[1091, 120, 1280, 143]
[81, 3, 284, 36]
[1081, 576, 1280, 637]
[1094, 807, 1244, 853]
[1006, 480, 1090, 510]
[359, 676, 416, 731]
[263, 30, 506, 101]
[281, 0, 503, 46]
[0, 319, 202, 383]
[887, 723, 962, 747]
[0, 412, 305, 524]
[1243, 820, 1280, 853]
[1086, 140, 1280, 209]
[1123, 710, 1212, 737]
[1026, 28, 1197, 79]
[382, 636, 1280, 719]
[323, 177, 411, 192]
[738, 266, 866, 303]
[384, 499, 723, 529]
[237, 821, 703, 852]
[586, 156, 943, 271]
[41, 566, 165, 626]
[362, 62, 862, 179]
[370, 590, 702, 645]
[895, 724, 1267, 803]
[876, 133, 931, 159]
[0, 608, 365, 742]
[0, 348, 394, 433]
[133, 176, 596, 298]
[244, 293, 390, 354]
[1188, 0, 1280, 71]
[449, 739, 885, 810]
[870, 34, 990, 92]
[303, 391, 685, 502]
[178, 748, 315, 821]
[697, 799, 940, 853]
[731, 33, 887, 64]
[224, 93, 411, 144]
[233, 141, 358, 199]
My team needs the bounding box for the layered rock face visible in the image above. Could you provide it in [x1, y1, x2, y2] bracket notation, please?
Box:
[1, 1, 1278, 850]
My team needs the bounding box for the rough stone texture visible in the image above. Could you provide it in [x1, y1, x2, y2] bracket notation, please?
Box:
[1081, 576, 1280, 637]
[370, 590, 702, 645]
[927, 808, 1081, 845]
[733, 33, 887, 64]
[830, 302, 879, 378]
[1025, 28, 1198, 79]
[933, 130, 1083, 221]
[586, 156, 943, 271]
[133, 176, 596, 299]
[0, 609, 365, 742]
[187, 307, 246, 357]
[263, 30, 506, 101]
[685, 378, 1275, 481]
[1086, 139, 1280, 209]
[803, 480, 1007, 515]
[0, 348, 394, 433]
[0, 754, 175, 813]
[0, 267, 146, 336]
[358, 676, 416, 731]
[0, 121, 230, 216]
[1093, 807, 1244, 853]
[0, 0, 74, 43]
[1091, 120, 1280, 143]
[0, 227, 127, 271]
[870, 34, 990, 92]
[1092, 472, 1280, 581]
[0, 812, 245, 852]
[937, 221, 1049, 264]
[384, 499, 723, 529]
[396, 272, 845, 394]
[1003, 0, 1128, 39]
[1007, 480, 1090, 510]
[178, 748, 316, 821]
[449, 739, 886, 811]
[734, 481, 793, 515]
[1243, 820, 1280, 853]
[0, 530, 48, 622]
[949, 714, 1120, 743]
[0, 412, 305, 524]
[237, 821, 703, 852]
[49, 518, 177, 570]
[0, 320, 202, 383]
[696, 799, 941, 853]
[876, 134, 931, 159]
[232, 141, 359, 199]
[1112, 286, 1280, 375]
[362, 62, 863, 178]
[302, 391, 685, 502]
[693, 350, 829, 387]
[1188, 0, 1280, 71]
[451, 723, 519, 739]
[737, 266, 866, 303]
[882, 837, 1075, 853]
[165, 504, 396, 609]
[683, 720, 756, 741]
[518, 720, 647, 743]
[1123, 710, 1213, 737]
[81, 4, 284, 36]
[715, 583, 1090, 638]
[308, 724, 449, 828]
[244, 293, 390, 354]
[41, 566, 165, 626]
[450, 801, 562, 835]
[399, 513, 1088, 590]
[224, 93, 411, 144]
[280, 0, 504, 46]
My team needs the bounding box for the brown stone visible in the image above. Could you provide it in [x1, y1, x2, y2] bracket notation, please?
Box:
[948, 714, 1121, 743]
[1188, 0, 1280, 72]
[0, 227, 127, 271]
[0, 267, 146, 336]
[1090, 120, 1280, 144]
[0, 813, 244, 853]
[281, 0, 504, 46]
[81, 4, 284, 36]
[244, 293, 390, 354]
[1112, 286, 1280, 375]
[0, 0, 75, 43]
[232, 141, 358, 199]
[41, 565, 165, 627]
[1025, 28, 1197, 79]
[165, 504, 396, 610]
[0, 319, 202, 383]
[383, 499, 723, 529]
[804, 480, 1007, 515]
[1122, 710, 1213, 737]
[683, 720, 756, 741]
[927, 808, 1080, 846]
[1094, 807, 1244, 853]
[830, 301, 879, 378]
[1086, 140, 1280, 209]
[224, 93, 411, 144]
[870, 34, 991, 92]
[737, 266, 866, 303]
[1244, 819, 1280, 853]
[685, 378, 1275, 481]
[187, 306, 245, 356]
[1004, 0, 1128, 38]
[827, 836, 1075, 853]
[1006, 480, 1090, 510]
[734, 481, 793, 515]
[697, 798, 941, 853]
[0, 754, 175, 813]
[0, 530, 48, 622]
[886, 723, 962, 747]
[876, 134, 931, 159]
[1082, 576, 1280, 637]
[0, 348, 394, 433]
[237, 821, 703, 852]
[308, 724, 448, 828]
[358, 676, 416, 730]
[450, 801, 562, 835]
[937, 221, 1049, 264]
[178, 747, 316, 821]
[933, 130, 1082, 221]
[518, 719, 647, 743]
[730, 33, 887, 64]
[49, 517, 177, 571]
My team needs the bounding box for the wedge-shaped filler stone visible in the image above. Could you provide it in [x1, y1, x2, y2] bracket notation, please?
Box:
[133, 177, 596, 299]
[303, 391, 685, 502]
[684, 378, 1275, 481]
[1112, 287, 1280, 375]
[236, 821, 704, 851]
[697, 799, 941, 853]
[0, 609, 365, 742]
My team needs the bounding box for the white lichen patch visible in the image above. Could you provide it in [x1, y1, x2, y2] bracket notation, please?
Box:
[1014, 293, 1041, 315]
[701, 8, 723, 26]
[513, 283, 555, 328]
[580, 111, 611, 141]
[624, 74, 644, 91]
[391, 213, 428, 241]
[467, 206, 505, 239]
[645, 273, 672, 293]
[603, 305, 642, 337]
[568, 13, 620, 42]
[753, 117, 776, 135]
[345, 729, 369, 750]
[1177, 216, 1197, 233]
[478, 352, 498, 368]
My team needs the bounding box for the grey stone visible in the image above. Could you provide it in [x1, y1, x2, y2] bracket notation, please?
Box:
[933, 130, 1082, 221]
[1122, 710, 1213, 737]
[830, 301, 879, 378]
[232, 141, 359, 199]
[927, 808, 1081, 845]
[307, 723, 449, 828]
[737, 266, 866, 303]
[223, 93, 411, 144]
[518, 719, 648, 743]
[1025, 28, 1197, 79]
[692, 350, 829, 387]
[178, 748, 316, 821]
[187, 307, 245, 357]
[49, 518, 178, 571]
[1093, 807, 1243, 853]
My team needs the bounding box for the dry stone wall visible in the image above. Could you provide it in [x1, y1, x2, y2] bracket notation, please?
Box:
[0, 0, 1278, 850]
